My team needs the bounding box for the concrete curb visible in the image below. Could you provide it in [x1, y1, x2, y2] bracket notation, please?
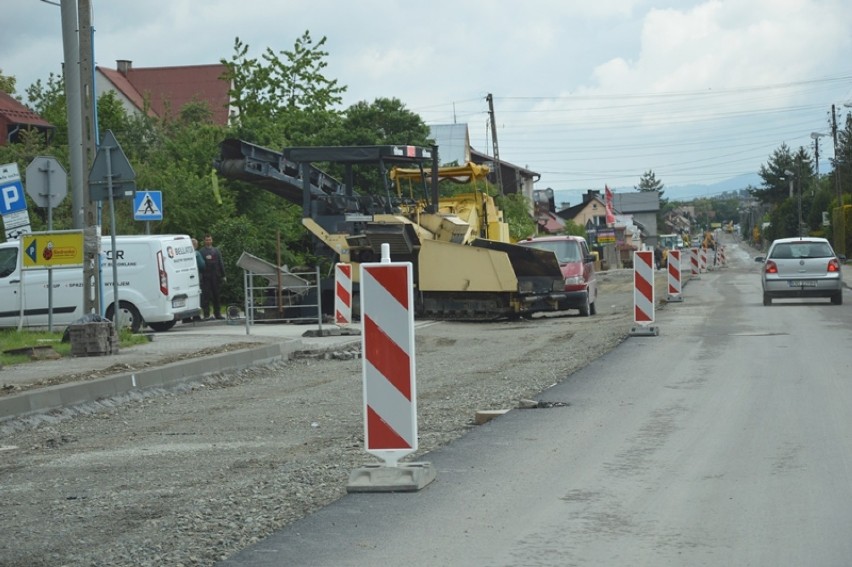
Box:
[0, 340, 303, 423]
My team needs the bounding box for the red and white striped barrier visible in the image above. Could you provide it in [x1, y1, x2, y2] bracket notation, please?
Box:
[690, 247, 700, 278]
[348, 244, 435, 493]
[360, 252, 417, 466]
[630, 250, 658, 336]
[718, 245, 726, 267]
[334, 262, 352, 325]
[666, 249, 683, 302]
[700, 248, 708, 273]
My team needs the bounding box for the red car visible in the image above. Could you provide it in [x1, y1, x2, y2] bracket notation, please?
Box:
[517, 235, 598, 316]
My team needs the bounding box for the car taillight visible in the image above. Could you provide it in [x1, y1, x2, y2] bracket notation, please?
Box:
[156, 251, 168, 295]
[765, 260, 778, 274]
[828, 258, 841, 273]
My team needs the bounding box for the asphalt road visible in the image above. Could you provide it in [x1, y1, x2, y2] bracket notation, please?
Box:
[223, 239, 852, 566]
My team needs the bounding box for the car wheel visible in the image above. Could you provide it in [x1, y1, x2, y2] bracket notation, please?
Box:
[831, 292, 843, 305]
[579, 292, 591, 317]
[589, 300, 597, 315]
[148, 320, 177, 332]
[106, 301, 143, 333]
[762, 293, 772, 306]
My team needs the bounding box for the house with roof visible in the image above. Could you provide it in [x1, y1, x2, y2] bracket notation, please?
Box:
[95, 60, 234, 125]
[610, 190, 660, 244]
[555, 190, 608, 233]
[0, 91, 54, 145]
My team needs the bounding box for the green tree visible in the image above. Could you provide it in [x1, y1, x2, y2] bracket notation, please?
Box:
[806, 175, 834, 237]
[25, 74, 67, 138]
[833, 111, 852, 206]
[751, 143, 815, 239]
[751, 143, 800, 205]
[0, 69, 17, 95]
[561, 219, 587, 238]
[222, 32, 347, 144]
[636, 170, 667, 231]
[635, 169, 664, 197]
[496, 192, 537, 241]
[339, 98, 430, 146]
[321, 97, 433, 195]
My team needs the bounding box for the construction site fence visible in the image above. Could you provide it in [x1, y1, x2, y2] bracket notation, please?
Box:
[238, 266, 324, 334]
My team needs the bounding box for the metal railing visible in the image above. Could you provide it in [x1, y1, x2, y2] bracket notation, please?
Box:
[236, 251, 323, 334]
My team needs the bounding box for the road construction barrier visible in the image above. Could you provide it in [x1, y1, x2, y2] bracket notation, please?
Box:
[348, 244, 435, 493]
[666, 249, 683, 302]
[690, 247, 700, 278]
[630, 250, 658, 336]
[700, 248, 708, 273]
[718, 245, 726, 267]
[360, 248, 417, 463]
[334, 263, 352, 325]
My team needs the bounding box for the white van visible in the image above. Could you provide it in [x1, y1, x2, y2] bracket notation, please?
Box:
[0, 234, 202, 332]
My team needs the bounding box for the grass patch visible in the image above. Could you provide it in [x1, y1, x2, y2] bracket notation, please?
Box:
[0, 327, 150, 366]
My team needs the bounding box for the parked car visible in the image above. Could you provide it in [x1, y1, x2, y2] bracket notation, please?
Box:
[754, 237, 845, 306]
[517, 235, 597, 316]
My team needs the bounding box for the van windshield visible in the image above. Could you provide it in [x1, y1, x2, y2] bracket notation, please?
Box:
[0, 247, 17, 279]
[524, 240, 582, 263]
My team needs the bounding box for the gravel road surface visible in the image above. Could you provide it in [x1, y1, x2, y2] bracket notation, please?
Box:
[0, 267, 653, 567]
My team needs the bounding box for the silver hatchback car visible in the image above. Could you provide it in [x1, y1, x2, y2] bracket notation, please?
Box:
[755, 237, 845, 306]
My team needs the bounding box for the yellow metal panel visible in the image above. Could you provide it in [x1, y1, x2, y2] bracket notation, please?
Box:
[418, 239, 518, 292]
[301, 218, 351, 262]
[21, 230, 84, 269]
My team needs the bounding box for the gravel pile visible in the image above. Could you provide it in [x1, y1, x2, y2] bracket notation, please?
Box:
[0, 269, 644, 567]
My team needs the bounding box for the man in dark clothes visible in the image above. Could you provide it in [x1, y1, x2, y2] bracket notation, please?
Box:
[200, 234, 226, 320]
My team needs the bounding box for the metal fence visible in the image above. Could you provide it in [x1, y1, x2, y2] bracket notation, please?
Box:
[235, 251, 324, 335]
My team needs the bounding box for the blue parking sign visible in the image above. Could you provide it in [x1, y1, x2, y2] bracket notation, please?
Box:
[0, 162, 26, 215]
[0, 180, 26, 215]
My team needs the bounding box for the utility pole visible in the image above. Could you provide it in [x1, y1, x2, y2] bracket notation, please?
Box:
[78, 0, 99, 315]
[831, 104, 846, 256]
[60, 0, 84, 230]
[811, 133, 822, 177]
[485, 93, 504, 195]
[60, 0, 99, 315]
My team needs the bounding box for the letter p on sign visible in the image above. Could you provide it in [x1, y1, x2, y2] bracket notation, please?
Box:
[0, 181, 25, 215]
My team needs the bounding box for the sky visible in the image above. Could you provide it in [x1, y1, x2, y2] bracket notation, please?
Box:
[3, 0, 852, 205]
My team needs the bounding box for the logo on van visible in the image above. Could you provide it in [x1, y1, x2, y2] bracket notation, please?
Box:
[167, 246, 175, 258]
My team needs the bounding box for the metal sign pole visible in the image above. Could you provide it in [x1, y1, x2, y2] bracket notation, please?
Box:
[106, 146, 120, 329]
[46, 169, 54, 332]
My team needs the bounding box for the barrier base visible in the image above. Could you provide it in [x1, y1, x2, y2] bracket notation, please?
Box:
[346, 461, 436, 493]
[629, 325, 659, 337]
[302, 326, 361, 338]
[666, 295, 684, 303]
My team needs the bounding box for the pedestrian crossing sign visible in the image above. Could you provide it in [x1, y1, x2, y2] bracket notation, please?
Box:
[133, 190, 163, 221]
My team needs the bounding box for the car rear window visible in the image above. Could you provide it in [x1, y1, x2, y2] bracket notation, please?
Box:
[770, 242, 833, 260]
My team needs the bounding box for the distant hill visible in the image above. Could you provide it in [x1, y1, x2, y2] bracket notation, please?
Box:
[554, 173, 763, 208]
[663, 173, 763, 201]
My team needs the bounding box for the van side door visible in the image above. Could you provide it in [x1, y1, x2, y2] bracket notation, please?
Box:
[0, 245, 23, 327]
[20, 266, 83, 327]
